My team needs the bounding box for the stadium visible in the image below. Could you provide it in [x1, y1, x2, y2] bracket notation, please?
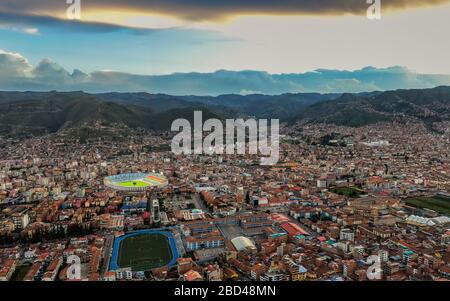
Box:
[104, 172, 168, 192]
[109, 229, 179, 272]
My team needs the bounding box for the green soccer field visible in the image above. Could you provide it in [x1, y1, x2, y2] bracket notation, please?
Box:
[117, 234, 172, 270]
[404, 195, 450, 216]
[116, 180, 150, 188]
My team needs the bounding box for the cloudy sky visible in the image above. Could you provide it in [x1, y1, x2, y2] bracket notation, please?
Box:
[1, 0, 450, 94]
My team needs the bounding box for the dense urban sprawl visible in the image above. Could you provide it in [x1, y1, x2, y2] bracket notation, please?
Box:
[1, 120, 450, 281]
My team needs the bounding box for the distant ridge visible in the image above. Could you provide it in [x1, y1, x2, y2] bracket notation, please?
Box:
[0, 91, 219, 136]
[0, 86, 449, 137]
[292, 86, 450, 127]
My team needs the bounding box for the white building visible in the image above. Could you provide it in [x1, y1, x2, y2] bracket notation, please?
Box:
[231, 236, 256, 252]
[340, 228, 355, 242]
[12, 212, 29, 230]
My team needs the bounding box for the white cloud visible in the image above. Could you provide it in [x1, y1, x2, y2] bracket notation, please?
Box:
[0, 49, 33, 78]
[33, 58, 73, 83]
[0, 24, 40, 35]
[240, 89, 262, 95]
[0, 50, 450, 95]
[23, 27, 39, 35]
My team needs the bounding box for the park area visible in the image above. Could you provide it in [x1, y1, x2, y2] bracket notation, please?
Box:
[330, 186, 365, 198]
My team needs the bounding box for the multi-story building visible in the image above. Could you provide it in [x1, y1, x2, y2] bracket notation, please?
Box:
[0, 259, 17, 281]
[11, 212, 30, 230]
[378, 249, 389, 263]
[185, 234, 225, 251]
[340, 228, 355, 242]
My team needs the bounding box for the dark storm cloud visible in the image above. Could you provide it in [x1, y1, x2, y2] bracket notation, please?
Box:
[0, 0, 449, 20]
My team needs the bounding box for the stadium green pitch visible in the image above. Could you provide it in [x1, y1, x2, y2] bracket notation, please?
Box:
[104, 173, 168, 191]
[116, 180, 150, 188]
[117, 233, 173, 270]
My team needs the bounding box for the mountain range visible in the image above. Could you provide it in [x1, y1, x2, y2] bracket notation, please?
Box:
[293, 86, 450, 127]
[0, 86, 449, 137]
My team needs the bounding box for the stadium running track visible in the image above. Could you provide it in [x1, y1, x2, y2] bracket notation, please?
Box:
[109, 228, 179, 271]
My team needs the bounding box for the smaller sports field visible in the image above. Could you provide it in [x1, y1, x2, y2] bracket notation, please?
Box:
[110, 229, 179, 272]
